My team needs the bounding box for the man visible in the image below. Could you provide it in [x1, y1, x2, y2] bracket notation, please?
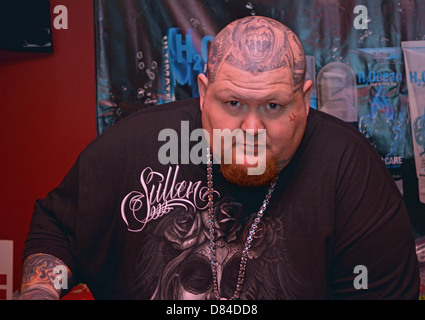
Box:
[17, 16, 419, 300]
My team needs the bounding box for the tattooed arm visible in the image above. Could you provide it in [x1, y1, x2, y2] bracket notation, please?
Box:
[14, 253, 72, 300]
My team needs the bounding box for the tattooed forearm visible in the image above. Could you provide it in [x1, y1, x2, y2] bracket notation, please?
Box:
[207, 16, 305, 91]
[15, 253, 72, 300]
[15, 286, 60, 300]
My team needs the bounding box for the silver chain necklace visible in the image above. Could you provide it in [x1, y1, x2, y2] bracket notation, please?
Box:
[206, 149, 278, 300]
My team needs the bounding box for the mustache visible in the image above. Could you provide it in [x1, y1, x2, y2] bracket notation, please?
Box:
[220, 157, 278, 187]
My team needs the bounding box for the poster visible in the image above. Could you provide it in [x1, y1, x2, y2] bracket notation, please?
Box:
[94, 0, 425, 235]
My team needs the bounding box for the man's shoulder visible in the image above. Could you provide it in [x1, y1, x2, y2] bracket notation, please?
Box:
[306, 108, 368, 146]
[101, 98, 200, 136]
[84, 98, 201, 154]
[110, 97, 200, 131]
[303, 108, 383, 163]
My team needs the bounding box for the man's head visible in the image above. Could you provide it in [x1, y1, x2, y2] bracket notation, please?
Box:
[198, 16, 312, 187]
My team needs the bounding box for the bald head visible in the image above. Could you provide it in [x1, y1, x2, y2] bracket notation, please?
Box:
[207, 16, 306, 92]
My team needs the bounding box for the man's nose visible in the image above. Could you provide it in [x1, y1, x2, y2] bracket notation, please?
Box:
[240, 112, 265, 134]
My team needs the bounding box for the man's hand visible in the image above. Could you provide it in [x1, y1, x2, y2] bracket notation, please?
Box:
[14, 253, 72, 300]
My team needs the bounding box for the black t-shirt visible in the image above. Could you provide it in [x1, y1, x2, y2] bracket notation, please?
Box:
[23, 98, 419, 299]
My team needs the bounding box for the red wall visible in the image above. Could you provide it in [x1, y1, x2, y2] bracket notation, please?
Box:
[0, 0, 96, 292]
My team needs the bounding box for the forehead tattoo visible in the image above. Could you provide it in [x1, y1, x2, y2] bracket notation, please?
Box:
[207, 16, 305, 91]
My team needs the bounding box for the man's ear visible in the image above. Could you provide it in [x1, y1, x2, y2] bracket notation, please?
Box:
[302, 80, 313, 115]
[197, 73, 208, 111]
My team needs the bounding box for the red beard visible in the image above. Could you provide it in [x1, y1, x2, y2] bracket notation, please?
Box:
[220, 157, 278, 187]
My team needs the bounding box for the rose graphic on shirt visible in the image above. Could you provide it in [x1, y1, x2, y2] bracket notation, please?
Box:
[130, 196, 290, 300]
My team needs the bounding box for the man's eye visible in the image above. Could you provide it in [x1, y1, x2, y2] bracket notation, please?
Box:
[226, 101, 241, 108]
[265, 103, 281, 111]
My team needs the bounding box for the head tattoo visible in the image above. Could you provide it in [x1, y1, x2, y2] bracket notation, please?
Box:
[207, 16, 306, 92]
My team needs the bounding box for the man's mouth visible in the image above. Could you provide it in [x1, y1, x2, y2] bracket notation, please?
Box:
[234, 143, 268, 157]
